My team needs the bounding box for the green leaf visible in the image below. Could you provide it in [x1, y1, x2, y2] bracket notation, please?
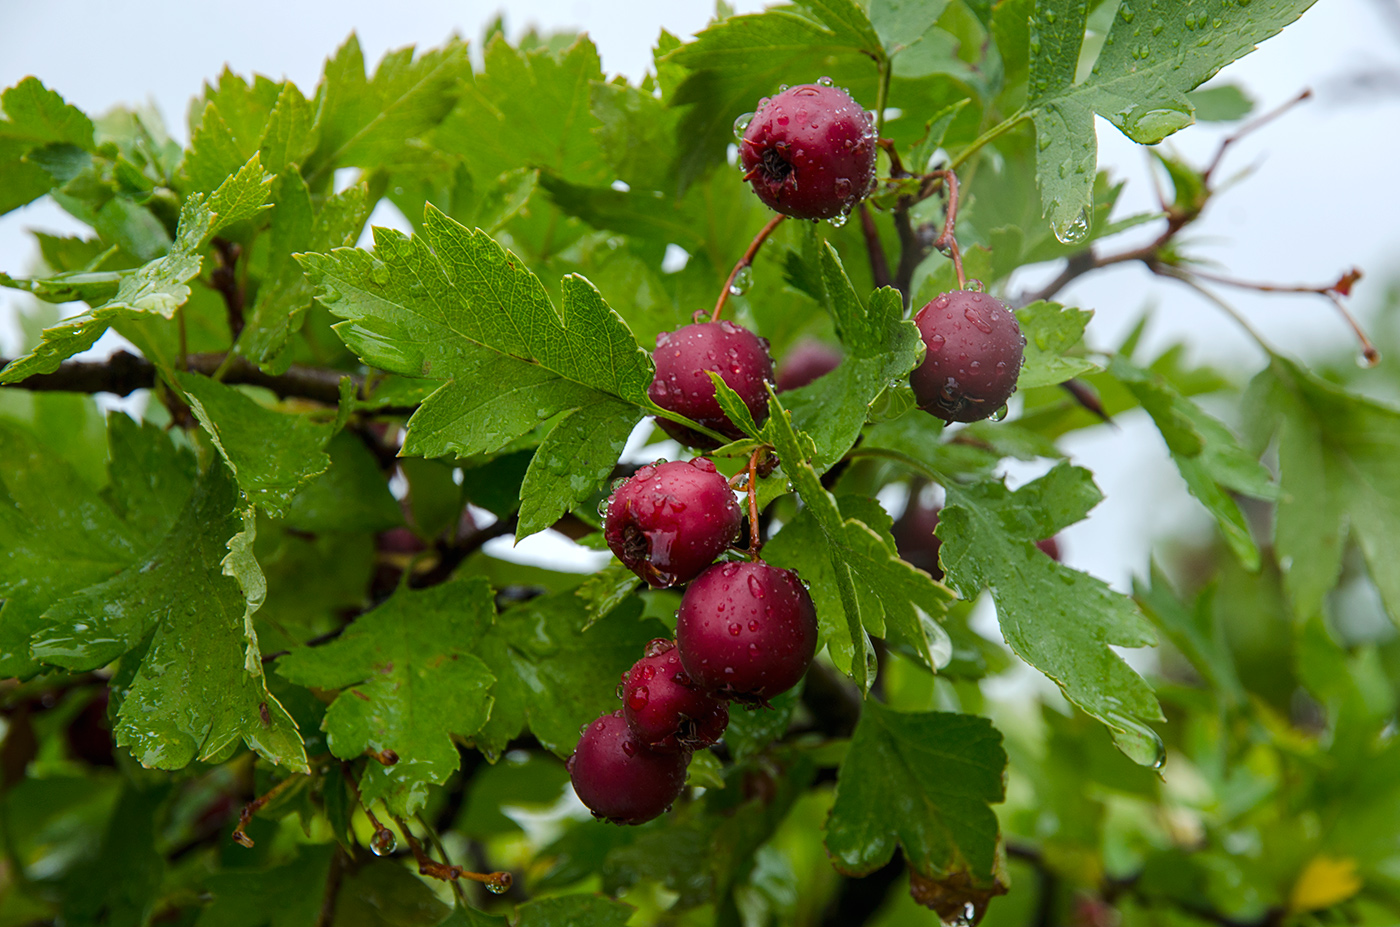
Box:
[871, 0, 953, 52]
[1187, 83, 1254, 122]
[58, 783, 168, 927]
[1248, 356, 1400, 625]
[780, 242, 924, 471]
[472, 590, 668, 759]
[176, 372, 334, 518]
[939, 464, 1165, 764]
[516, 896, 635, 927]
[238, 178, 371, 366]
[665, 0, 883, 189]
[762, 391, 956, 689]
[1111, 356, 1274, 569]
[1, 77, 94, 150]
[332, 859, 451, 927]
[1027, 0, 1314, 238]
[0, 416, 176, 679]
[0, 155, 273, 383]
[437, 34, 608, 187]
[1015, 300, 1097, 389]
[307, 35, 470, 177]
[276, 577, 496, 814]
[31, 461, 307, 772]
[195, 844, 334, 927]
[283, 431, 402, 534]
[300, 207, 652, 535]
[1134, 564, 1244, 708]
[826, 704, 1006, 891]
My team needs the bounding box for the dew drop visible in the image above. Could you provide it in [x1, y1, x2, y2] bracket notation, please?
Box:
[747, 574, 765, 597]
[729, 265, 754, 296]
[1052, 208, 1092, 244]
[816, 75, 834, 86]
[927, 333, 946, 353]
[729, 622, 743, 636]
[370, 829, 397, 856]
[620, 739, 637, 757]
[827, 211, 849, 228]
[990, 404, 1009, 422]
[732, 112, 755, 140]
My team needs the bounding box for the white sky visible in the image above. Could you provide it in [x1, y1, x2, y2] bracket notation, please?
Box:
[1, 0, 1398, 590]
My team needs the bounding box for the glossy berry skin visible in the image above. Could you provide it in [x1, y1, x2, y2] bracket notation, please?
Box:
[568, 710, 689, 825]
[740, 83, 877, 220]
[1036, 536, 1062, 562]
[893, 500, 943, 581]
[604, 458, 742, 588]
[622, 639, 730, 752]
[910, 290, 1025, 423]
[649, 321, 774, 448]
[676, 561, 818, 702]
[776, 339, 842, 392]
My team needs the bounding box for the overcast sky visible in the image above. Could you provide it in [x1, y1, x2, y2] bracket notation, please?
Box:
[1, 0, 1398, 590]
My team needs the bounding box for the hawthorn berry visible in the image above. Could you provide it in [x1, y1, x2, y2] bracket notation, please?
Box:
[739, 82, 877, 221]
[568, 710, 689, 825]
[622, 639, 730, 752]
[910, 290, 1025, 423]
[649, 321, 774, 448]
[676, 560, 818, 702]
[1037, 536, 1062, 561]
[776, 338, 843, 391]
[604, 458, 742, 588]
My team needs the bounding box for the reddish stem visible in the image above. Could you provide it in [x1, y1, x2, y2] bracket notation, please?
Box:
[710, 214, 786, 323]
[928, 169, 966, 289]
[231, 771, 305, 848]
[393, 814, 513, 893]
[746, 448, 763, 559]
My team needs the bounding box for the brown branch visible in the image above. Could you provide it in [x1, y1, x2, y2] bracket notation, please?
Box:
[858, 203, 893, 290]
[211, 239, 246, 341]
[392, 814, 513, 894]
[231, 772, 306, 848]
[1, 351, 359, 405]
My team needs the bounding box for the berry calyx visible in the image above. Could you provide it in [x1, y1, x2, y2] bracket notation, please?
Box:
[910, 290, 1025, 423]
[604, 458, 742, 588]
[740, 83, 877, 221]
[776, 338, 842, 391]
[567, 710, 689, 825]
[676, 561, 818, 702]
[622, 639, 730, 752]
[649, 321, 774, 448]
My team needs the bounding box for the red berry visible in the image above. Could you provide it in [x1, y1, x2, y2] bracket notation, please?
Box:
[740, 83, 877, 220]
[910, 290, 1025, 423]
[568, 710, 689, 825]
[1036, 536, 1062, 561]
[622, 639, 730, 752]
[649, 321, 774, 448]
[893, 500, 943, 580]
[604, 458, 742, 587]
[776, 339, 842, 392]
[676, 561, 818, 702]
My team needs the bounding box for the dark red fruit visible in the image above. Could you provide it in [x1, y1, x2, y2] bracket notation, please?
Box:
[740, 83, 877, 220]
[776, 339, 842, 391]
[649, 321, 774, 448]
[1036, 536, 1062, 561]
[910, 290, 1025, 423]
[893, 500, 943, 580]
[604, 458, 742, 587]
[622, 639, 729, 752]
[676, 561, 818, 702]
[568, 710, 689, 825]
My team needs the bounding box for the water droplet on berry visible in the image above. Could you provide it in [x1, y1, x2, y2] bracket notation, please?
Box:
[927, 333, 945, 353]
[628, 686, 650, 710]
[748, 620, 760, 631]
[964, 307, 994, 334]
[827, 211, 849, 228]
[747, 574, 765, 597]
[733, 112, 755, 140]
[621, 739, 637, 757]
[729, 622, 743, 636]
[990, 404, 1009, 422]
[816, 76, 835, 86]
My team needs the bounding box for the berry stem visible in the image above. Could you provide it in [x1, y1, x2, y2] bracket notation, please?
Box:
[710, 214, 786, 323]
[858, 203, 893, 290]
[745, 447, 763, 559]
[393, 813, 513, 896]
[928, 169, 966, 289]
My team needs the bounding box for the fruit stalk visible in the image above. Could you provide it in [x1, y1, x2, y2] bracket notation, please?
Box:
[710, 214, 786, 323]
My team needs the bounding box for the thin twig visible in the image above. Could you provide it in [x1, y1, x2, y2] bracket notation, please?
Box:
[1202, 88, 1313, 184]
[858, 203, 893, 289]
[928, 170, 965, 288]
[745, 448, 763, 559]
[710, 214, 786, 323]
[392, 814, 513, 894]
[231, 771, 306, 848]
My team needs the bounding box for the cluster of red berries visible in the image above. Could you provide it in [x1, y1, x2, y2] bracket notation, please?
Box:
[569, 457, 819, 824]
[567, 80, 1034, 824]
